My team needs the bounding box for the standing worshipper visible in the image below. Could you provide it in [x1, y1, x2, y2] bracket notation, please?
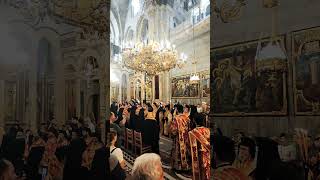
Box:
[163, 105, 172, 137]
[129, 106, 138, 130]
[158, 103, 166, 135]
[213, 136, 249, 180]
[12, 131, 26, 177]
[189, 127, 211, 180]
[1, 126, 18, 162]
[108, 131, 126, 180]
[90, 142, 108, 180]
[110, 102, 118, 117]
[109, 112, 125, 148]
[85, 117, 96, 134]
[142, 103, 160, 154]
[63, 130, 86, 180]
[189, 105, 198, 130]
[81, 133, 103, 175]
[135, 106, 145, 132]
[170, 104, 192, 173]
[233, 137, 257, 178]
[116, 108, 125, 125]
[25, 135, 46, 180]
[41, 129, 63, 180]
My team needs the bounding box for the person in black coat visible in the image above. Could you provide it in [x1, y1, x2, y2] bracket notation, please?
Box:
[155, 104, 166, 134]
[142, 104, 160, 154]
[128, 106, 137, 130]
[90, 145, 108, 180]
[63, 131, 86, 180]
[25, 138, 45, 180]
[135, 107, 145, 132]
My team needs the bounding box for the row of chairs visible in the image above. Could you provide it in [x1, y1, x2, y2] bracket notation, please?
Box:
[120, 128, 152, 157]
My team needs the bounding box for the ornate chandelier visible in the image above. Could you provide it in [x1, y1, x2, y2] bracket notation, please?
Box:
[121, 40, 187, 76]
[256, 0, 286, 65]
[113, 0, 188, 76]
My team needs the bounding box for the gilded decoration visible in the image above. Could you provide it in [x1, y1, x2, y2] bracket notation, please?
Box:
[171, 71, 209, 99]
[213, 0, 246, 23]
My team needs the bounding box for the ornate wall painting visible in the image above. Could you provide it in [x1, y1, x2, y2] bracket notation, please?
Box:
[201, 72, 210, 98]
[293, 27, 320, 115]
[211, 37, 288, 116]
[171, 75, 200, 98]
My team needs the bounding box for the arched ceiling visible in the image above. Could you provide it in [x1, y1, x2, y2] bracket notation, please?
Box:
[111, 0, 130, 40]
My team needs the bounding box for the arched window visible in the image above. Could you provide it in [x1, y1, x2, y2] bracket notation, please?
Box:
[38, 38, 52, 77]
[140, 19, 148, 42]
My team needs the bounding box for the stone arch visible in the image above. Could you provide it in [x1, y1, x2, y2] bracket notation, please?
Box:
[111, 10, 120, 46]
[124, 27, 134, 43]
[136, 16, 149, 42]
[37, 38, 53, 77]
[35, 27, 64, 127]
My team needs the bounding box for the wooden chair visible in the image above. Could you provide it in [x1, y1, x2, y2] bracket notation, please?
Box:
[126, 128, 134, 153]
[120, 129, 126, 149]
[134, 131, 152, 156]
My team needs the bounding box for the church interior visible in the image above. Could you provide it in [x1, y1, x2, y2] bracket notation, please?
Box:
[0, 0, 211, 180]
[212, 0, 320, 180]
[1, 0, 320, 179]
[110, 0, 210, 179]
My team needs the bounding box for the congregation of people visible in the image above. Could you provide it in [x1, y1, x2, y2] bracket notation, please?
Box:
[0, 117, 109, 180]
[109, 100, 211, 180]
[211, 125, 320, 180]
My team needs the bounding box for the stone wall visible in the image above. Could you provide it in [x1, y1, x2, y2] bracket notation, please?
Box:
[211, 0, 320, 137]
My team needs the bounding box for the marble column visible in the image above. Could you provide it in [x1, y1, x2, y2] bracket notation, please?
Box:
[16, 72, 26, 125]
[159, 74, 163, 102]
[54, 53, 66, 126]
[101, 56, 109, 144]
[29, 65, 38, 132]
[118, 73, 122, 102]
[126, 73, 130, 102]
[152, 76, 155, 101]
[0, 80, 5, 128]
